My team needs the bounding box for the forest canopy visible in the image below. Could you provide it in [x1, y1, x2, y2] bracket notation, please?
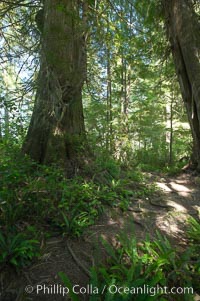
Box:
[1, 0, 199, 172]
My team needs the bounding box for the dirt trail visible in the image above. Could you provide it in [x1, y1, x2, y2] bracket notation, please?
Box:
[1, 172, 200, 301]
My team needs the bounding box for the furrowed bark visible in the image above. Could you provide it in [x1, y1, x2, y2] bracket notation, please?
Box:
[23, 0, 88, 176]
[163, 0, 200, 170]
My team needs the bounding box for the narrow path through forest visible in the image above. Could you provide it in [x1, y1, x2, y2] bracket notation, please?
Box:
[2, 172, 200, 301]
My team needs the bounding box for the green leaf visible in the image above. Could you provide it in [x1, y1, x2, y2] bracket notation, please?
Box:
[58, 272, 80, 301]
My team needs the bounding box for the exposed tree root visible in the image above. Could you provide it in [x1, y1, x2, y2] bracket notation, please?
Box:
[133, 219, 146, 229]
[149, 199, 174, 210]
[66, 242, 90, 277]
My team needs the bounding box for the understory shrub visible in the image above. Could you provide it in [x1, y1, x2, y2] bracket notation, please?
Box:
[60, 226, 200, 301]
[0, 227, 40, 270]
[1, 144, 150, 237]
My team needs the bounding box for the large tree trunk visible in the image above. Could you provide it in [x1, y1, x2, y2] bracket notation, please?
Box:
[163, 0, 200, 170]
[23, 0, 88, 175]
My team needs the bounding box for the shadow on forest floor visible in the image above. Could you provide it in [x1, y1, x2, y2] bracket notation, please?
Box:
[1, 172, 200, 301]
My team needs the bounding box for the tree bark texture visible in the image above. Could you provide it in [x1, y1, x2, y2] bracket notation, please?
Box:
[163, 0, 200, 169]
[23, 0, 88, 175]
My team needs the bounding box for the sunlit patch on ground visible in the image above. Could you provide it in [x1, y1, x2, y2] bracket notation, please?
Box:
[149, 174, 200, 241]
[166, 200, 188, 212]
[155, 212, 186, 238]
[170, 181, 191, 192]
[156, 182, 172, 192]
[156, 180, 194, 198]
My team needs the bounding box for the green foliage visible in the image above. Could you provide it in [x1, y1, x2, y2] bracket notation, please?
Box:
[187, 217, 200, 244]
[0, 144, 38, 227]
[126, 170, 144, 182]
[1, 144, 144, 238]
[54, 180, 103, 236]
[0, 228, 40, 269]
[97, 158, 121, 179]
[0, 0, 198, 290]
[0, 142, 158, 274]
[161, 160, 189, 176]
[59, 272, 80, 301]
[0, 0, 192, 169]
[89, 232, 198, 301]
[91, 156, 121, 181]
[186, 217, 200, 291]
[137, 160, 188, 176]
[59, 227, 199, 300]
[107, 179, 134, 210]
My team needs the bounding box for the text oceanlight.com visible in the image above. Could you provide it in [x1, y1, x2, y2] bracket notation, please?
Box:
[25, 284, 194, 296]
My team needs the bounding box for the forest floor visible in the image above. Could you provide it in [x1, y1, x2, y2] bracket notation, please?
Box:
[1, 171, 200, 301]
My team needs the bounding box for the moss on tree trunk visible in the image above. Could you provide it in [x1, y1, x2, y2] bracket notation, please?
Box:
[23, 0, 88, 176]
[164, 0, 200, 170]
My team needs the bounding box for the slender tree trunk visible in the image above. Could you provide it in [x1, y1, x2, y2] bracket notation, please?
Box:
[106, 20, 112, 152]
[165, 87, 174, 166]
[121, 55, 124, 115]
[163, 0, 200, 170]
[4, 107, 9, 141]
[0, 113, 2, 141]
[108, 54, 112, 151]
[169, 98, 174, 165]
[23, 0, 88, 175]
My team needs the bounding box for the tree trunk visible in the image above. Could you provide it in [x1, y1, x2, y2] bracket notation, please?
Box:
[169, 99, 173, 165]
[163, 0, 200, 170]
[23, 0, 88, 175]
[4, 107, 9, 141]
[0, 112, 2, 141]
[106, 46, 112, 152]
